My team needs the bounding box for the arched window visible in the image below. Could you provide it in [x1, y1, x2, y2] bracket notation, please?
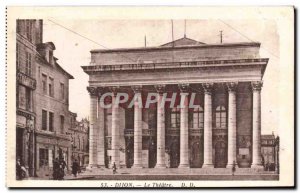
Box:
[216, 106, 226, 129]
[171, 108, 180, 128]
[192, 106, 204, 129]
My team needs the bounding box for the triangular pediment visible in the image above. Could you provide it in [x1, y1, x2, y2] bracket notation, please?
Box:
[161, 37, 205, 47]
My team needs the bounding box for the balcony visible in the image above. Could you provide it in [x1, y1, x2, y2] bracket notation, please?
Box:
[166, 128, 180, 136]
[213, 128, 228, 135]
[166, 128, 204, 136]
[124, 129, 156, 137]
[17, 71, 36, 90]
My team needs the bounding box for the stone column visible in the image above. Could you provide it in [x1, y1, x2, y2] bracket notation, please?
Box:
[132, 86, 143, 168]
[97, 87, 106, 167]
[251, 81, 264, 169]
[202, 83, 214, 168]
[178, 84, 190, 168]
[111, 87, 120, 168]
[155, 85, 166, 168]
[87, 86, 99, 168]
[226, 82, 238, 168]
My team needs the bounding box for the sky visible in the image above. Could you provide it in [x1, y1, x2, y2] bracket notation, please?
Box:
[42, 19, 279, 135]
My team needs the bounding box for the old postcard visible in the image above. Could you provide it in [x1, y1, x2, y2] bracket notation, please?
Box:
[6, 6, 294, 188]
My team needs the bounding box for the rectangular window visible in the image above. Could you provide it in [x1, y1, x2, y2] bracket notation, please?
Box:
[25, 52, 32, 76]
[49, 77, 54, 97]
[42, 74, 47, 94]
[171, 108, 180, 128]
[42, 110, 47, 130]
[60, 115, 64, 134]
[39, 148, 49, 167]
[25, 87, 31, 111]
[199, 114, 204, 129]
[49, 112, 54, 132]
[60, 83, 65, 100]
[221, 112, 226, 128]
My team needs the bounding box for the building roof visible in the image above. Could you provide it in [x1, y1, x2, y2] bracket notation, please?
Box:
[36, 46, 74, 79]
[261, 135, 275, 140]
[90, 41, 260, 53]
[160, 37, 205, 47]
[36, 42, 56, 50]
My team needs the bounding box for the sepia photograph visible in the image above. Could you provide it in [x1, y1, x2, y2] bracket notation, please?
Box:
[6, 6, 294, 188]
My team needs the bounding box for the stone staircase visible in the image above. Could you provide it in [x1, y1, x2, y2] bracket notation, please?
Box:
[82, 167, 274, 176]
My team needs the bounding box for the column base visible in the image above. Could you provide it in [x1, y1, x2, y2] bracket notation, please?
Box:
[251, 164, 264, 169]
[155, 163, 166, 168]
[202, 163, 214, 168]
[86, 164, 98, 170]
[132, 164, 143, 169]
[178, 164, 190, 168]
[110, 163, 120, 169]
[226, 164, 239, 169]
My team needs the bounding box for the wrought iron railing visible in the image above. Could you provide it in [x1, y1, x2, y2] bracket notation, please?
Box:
[124, 129, 156, 136]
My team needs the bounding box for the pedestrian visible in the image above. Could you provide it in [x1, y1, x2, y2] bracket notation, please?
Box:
[60, 158, 67, 174]
[232, 161, 236, 176]
[16, 158, 26, 180]
[53, 158, 59, 180]
[112, 162, 117, 174]
[59, 158, 67, 180]
[72, 159, 80, 177]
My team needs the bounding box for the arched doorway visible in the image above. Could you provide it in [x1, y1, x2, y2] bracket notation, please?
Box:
[214, 141, 227, 168]
[169, 142, 180, 168]
[125, 138, 134, 168]
[190, 141, 203, 168]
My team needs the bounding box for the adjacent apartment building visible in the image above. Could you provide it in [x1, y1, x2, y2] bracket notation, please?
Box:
[16, 19, 74, 177]
[68, 113, 89, 168]
[261, 133, 280, 172]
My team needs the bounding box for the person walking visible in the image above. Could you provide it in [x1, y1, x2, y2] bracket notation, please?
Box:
[72, 159, 80, 177]
[16, 158, 26, 180]
[58, 158, 67, 180]
[232, 161, 236, 176]
[53, 158, 59, 180]
[112, 162, 117, 174]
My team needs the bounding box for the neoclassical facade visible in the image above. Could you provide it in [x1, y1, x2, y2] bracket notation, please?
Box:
[82, 37, 268, 169]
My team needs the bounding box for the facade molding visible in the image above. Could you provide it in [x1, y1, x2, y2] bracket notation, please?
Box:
[82, 58, 268, 73]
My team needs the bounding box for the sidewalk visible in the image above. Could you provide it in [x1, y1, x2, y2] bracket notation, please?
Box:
[26, 171, 94, 180]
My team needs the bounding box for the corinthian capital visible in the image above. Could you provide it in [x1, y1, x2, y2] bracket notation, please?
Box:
[178, 83, 189, 92]
[226, 82, 238, 92]
[87, 86, 100, 96]
[251, 81, 263, 91]
[154, 84, 165, 94]
[202, 83, 214, 94]
[131, 85, 142, 93]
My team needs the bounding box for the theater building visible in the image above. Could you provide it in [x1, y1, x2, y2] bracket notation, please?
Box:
[82, 37, 268, 169]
